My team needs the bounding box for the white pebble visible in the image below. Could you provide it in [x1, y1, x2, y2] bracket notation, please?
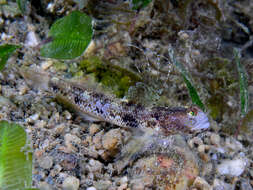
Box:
[210, 133, 220, 146]
[40, 60, 53, 70]
[62, 176, 80, 190]
[25, 31, 39, 47]
[217, 158, 247, 176]
[39, 156, 53, 169]
[87, 187, 96, 190]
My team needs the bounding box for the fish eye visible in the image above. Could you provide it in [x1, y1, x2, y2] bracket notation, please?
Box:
[188, 108, 198, 117]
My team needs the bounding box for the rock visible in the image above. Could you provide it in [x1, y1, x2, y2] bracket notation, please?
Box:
[94, 180, 112, 190]
[225, 137, 243, 152]
[210, 133, 220, 146]
[93, 130, 104, 150]
[25, 31, 39, 47]
[64, 134, 81, 152]
[129, 148, 199, 190]
[188, 137, 203, 148]
[38, 156, 53, 169]
[192, 177, 212, 190]
[217, 157, 247, 176]
[40, 60, 53, 70]
[26, 113, 40, 123]
[63, 110, 72, 120]
[50, 164, 62, 177]
[102, 129, 122, 153]
[212, 179, 234, 190]
[89, 124, 101, 135]
[62, 176, 80, 190]
[39, 181, 53, 190]
[87, 187, 96, 190]
[87, 159, 103, 173]
[198, 144, 206, 153]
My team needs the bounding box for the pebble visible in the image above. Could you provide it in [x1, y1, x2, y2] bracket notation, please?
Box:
[212, 179, 233, 190]
[63, 110, 72, 120]
[210, 133, 220, 146]
[25, 31, 39, 47]
[40, 60, 54, 70]
[64, 133, 81, 152]
[39, 181, 53, 190]
[18, 84, 28, 95]
[50, 164, 62, 177]
[225, 137, 243, 152]
[92, 131, 104, 150]
[62, 176, 80, 190]
[87, 159, 103, 173]
[87, 187, 96, 190]
[26, 113, 40, 123]
[192, 177, 212, 190]
[38, 156, 53, 169]
[89, 124, 101, 135]
[93, 130, 104, 150]
[188, 137, 203, 148]
[102, 129, 122, 152]
[217, 157, 247, 176]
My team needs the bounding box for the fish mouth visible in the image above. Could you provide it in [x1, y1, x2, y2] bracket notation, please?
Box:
[191, 116, 210, 131]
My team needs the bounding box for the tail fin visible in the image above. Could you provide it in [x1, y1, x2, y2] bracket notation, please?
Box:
[19, 67, 51, 91]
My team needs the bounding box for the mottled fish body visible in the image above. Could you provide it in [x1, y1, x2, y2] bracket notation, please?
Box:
[20, 68, 210, 134]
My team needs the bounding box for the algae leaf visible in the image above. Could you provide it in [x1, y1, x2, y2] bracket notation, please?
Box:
[168, 49, 205, 111]
[16, 0, 28, 14]
[234, 48, 248, 116]
[41, 11, 93, 59]
[0, 44, 20, 71]
[132, 0, 152, 10]
[0, 121, 32, 190]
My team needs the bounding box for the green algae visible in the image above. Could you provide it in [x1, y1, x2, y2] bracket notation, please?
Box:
[79, 56, 142, 98]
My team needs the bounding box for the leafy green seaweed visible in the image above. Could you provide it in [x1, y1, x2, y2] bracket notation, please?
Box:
[168, 49, 205, 111]
[41, 11, 93, 59]
[0, 121, 32, 190]
[132, 0, 152, 10]
[234, 48, 248, 116]
[16, 0, 28, 14]
[0, 44, 20, 71]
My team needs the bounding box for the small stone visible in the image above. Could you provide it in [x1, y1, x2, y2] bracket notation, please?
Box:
[62, 176, 80, 190]
[39, 181, 53, 190]
[130, 179, 145, 190]
[25, 31, 39, 47]
[38, 156, 53, 169]
[188, 137, 203, 148]
[89, 124, 101, 135]
[193, 177, 212, 190]
[82, 147, 99, 159]
[26, 113, 40, 123]
[53, 124, 66, 135]
[120, 176, 128, 184]
[18, 84, 28, 95]
[65, 134, 81, 146]
[102, 129, 122, 152]
[225, 137, 243, 152]
[87, 159, 103, 173]
[217, 157, 247, 176]
[198, 144, 206, 153]
[93, 130, 104, 150]
[50, 164, 62, 177]
[87, 187, 96, 190]
[63, 110, 72, 120]
[40, 60, 53, 70]
[212, 179, 233, 190]
[210, 133, 220, 146]
[118, 183, 128, 190]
